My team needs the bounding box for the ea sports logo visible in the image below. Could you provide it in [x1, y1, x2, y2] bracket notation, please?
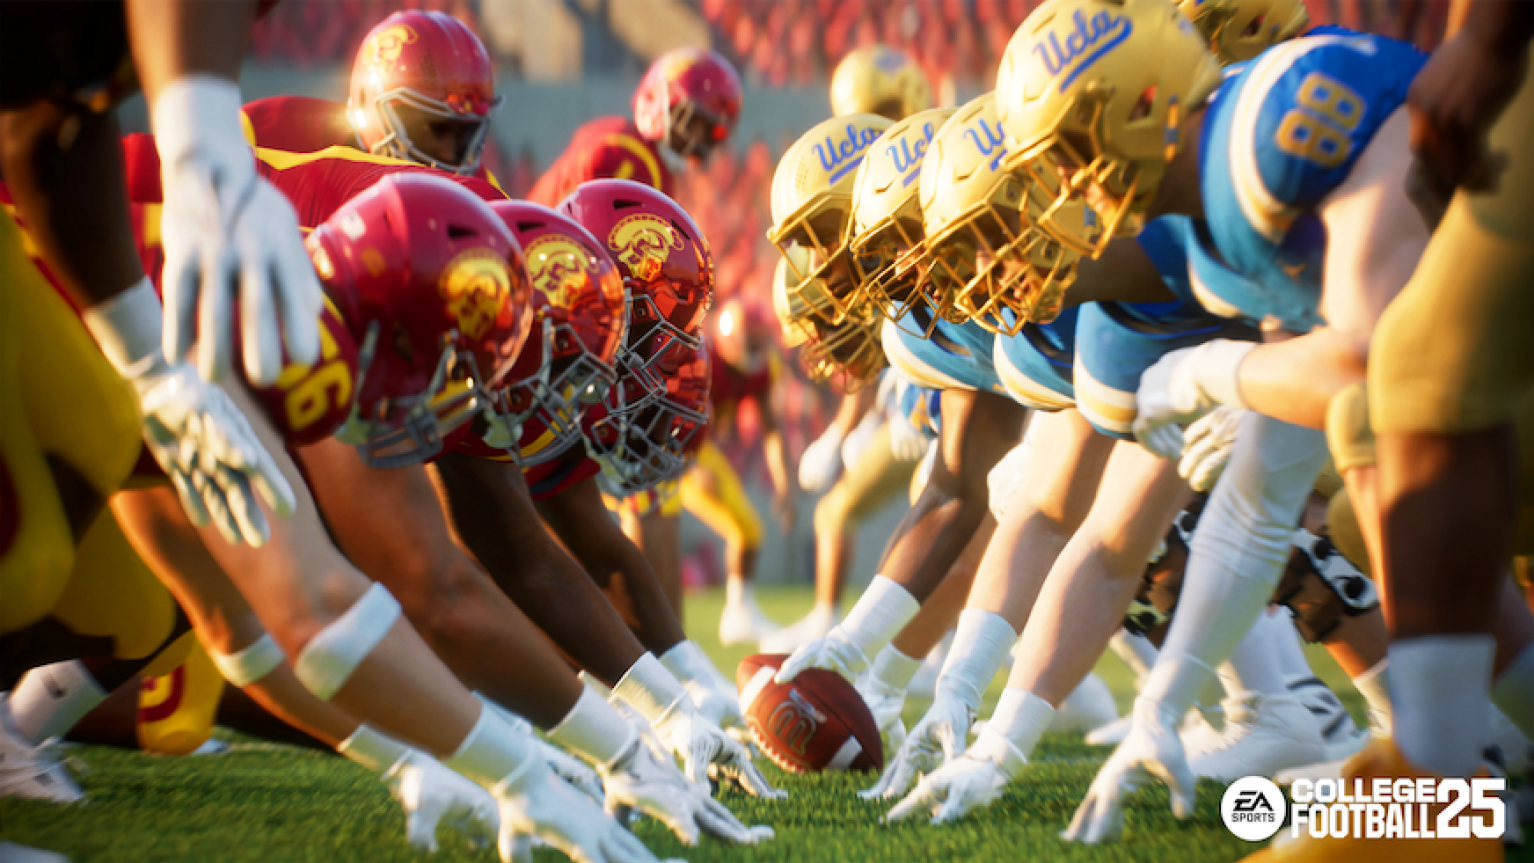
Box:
[1222, 776, 1284, 841]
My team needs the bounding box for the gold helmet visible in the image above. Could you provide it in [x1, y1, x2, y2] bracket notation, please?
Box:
[1177, 0, 1308, 63]
[920, 93, 1094, 333]
[996, 0, 1222, 257]
[831, 46, 935, 120]
[773, 245, 885, 390]
[768, 113, 895, 327]
[847, 107, 956, 330]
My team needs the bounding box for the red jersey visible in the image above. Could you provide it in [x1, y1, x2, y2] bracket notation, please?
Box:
[240, 95, 505, 190]
[708, 344, 774, 426]
[527, 117, 673, 207]
[452, 410, 601, 501]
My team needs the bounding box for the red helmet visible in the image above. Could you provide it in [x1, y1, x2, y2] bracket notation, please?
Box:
[558, 179, 713, 413]
[632, 48, 743, 161]
[348, 11, 502, 174]
[306, 173, 531, 468]
[588, 339, 711, 495]
[485, 200, 628, 466]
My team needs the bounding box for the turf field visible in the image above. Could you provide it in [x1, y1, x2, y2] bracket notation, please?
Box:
[4, 586, 1529, 862]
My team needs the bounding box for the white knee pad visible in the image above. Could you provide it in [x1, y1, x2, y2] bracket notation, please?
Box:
[210, 633, 286, 688]
[294, 583, 403, 701]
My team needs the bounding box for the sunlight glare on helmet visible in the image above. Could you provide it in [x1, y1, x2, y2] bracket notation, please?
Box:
[719, 309, 735, 337]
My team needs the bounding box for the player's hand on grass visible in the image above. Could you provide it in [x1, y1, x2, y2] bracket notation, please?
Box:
[860, 692, 973, 801]
[538, 739, 605, 805]
[1061, 697, 1195, 844]
[153, 77, 324, 386]
[656, 707, 784, 799]
[776, 629, 870, 685]
[1133, 341, 1255, 462]
[1178, 407, 1245, 493]
[383, 752, 499, 853]
[884, 754, 1010, 825]
[498, 758, 673, 863]
[601, 734, 776, 846]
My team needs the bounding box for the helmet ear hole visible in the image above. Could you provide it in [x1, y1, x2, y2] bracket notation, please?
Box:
[1129, 86, 1158, 122]
[447, 225, 476, 239]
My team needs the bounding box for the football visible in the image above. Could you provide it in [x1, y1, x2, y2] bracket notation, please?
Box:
[735, 653, 883, 774]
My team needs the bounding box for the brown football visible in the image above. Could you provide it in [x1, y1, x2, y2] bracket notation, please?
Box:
[735, 653, 883, 774]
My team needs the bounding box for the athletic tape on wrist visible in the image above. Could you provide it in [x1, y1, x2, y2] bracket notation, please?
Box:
[546, 684, 637, 769]
[867, 645, 923, 692]
[971, 688, 1054, 777]
[446, 703, 542, 792]
[841, 575, 920, 658]
[81, 278, 164, 376]
[936, 609, 1018, 710]
[210, 633, 285, 687]
[293, 583, 402, 702]
[337, 723, 411, 776]
[611, 652, 691, 726]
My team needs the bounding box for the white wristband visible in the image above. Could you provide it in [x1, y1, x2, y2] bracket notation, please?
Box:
[968, 688, 1054, 779]
[840, 575, 920, 659]
[659, 640, 717, 689]
[610, 652, 692, 726]
[209, 633, 285, 688]
[1193, 340, 1255, 411]
[866, 645, 923, 693]
[151, 76, 247, 165]
[935, 608, 1018, 711]
[546, 684, 638, 770]
[81, 277, 165, 379]
[445, 703, 543, 793]
[338, 723, 411, 776]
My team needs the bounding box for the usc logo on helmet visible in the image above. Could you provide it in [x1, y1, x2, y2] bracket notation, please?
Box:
[439, 248, 511, 340]
[366, 23, 417, 69]
[524, 234, 592, 309]
[607, 213, 683, 282]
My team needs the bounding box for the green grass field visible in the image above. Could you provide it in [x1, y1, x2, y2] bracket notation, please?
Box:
[3, 586, 1528, 862]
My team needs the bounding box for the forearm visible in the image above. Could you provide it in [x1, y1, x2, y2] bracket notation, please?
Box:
[1236, 328, 1366, 429]
[125, 0, 259, 102]
[764, 430, 792, 498]
[1459, 0, 1534, 52]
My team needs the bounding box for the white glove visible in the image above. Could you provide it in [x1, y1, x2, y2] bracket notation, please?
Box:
[884, 753, 1011, 825]
[153, 76, 323, 385]
[601, 733, 775, 846]
[887, 414, 930, 463]
[82, 280, 296, 547]
[853, 671, 908, 759]
[1178, 407, 1246, 493]
[841, 409, 884, 473]
[613, 654, 784, 799]
[861, 691, 973, 801]
[798, 425, 846, 492]
[383, 752, 499, 853]
[538, 739, 604, 805]
[499, 755, 671, 863]
[776, 576, 920, 684]
[660, 641, 749, 742]
[1132, 340, 1255, 462]
[1061, 697, 1196, 844]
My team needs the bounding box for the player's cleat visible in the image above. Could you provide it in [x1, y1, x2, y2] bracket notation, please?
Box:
[0, 842, 71, 863]
[1049, 674, 1120, 733]
[1178, 702, 1229, 759]
[1086, 716, 1132, 747]
[760, 605, 836, 655]
[718, 587, 780, 647]
[0, 697, 84, 805]
[1241, 739, 1503, 863]
[1285, 676, 1370, 763]
[1189, 692, 1326, 782]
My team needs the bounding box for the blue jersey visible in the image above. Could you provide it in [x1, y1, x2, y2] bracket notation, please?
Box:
[994, 308, 1079, 412]
[881, 311, 1005, 396]
[1195, 30, 1425, 331]
[1076, 216, 1258, 439]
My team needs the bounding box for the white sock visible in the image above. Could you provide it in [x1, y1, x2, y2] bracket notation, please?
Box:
[1390, 635, 1493, 778]
[1352, 659, 1392, 731]
[1217, 610, 1289, 699]
[9, 661, 108, 744]
[725, 576, 753, 607]
[1108, 629, 1157, 686]
[1492, 641, 1534, 742]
